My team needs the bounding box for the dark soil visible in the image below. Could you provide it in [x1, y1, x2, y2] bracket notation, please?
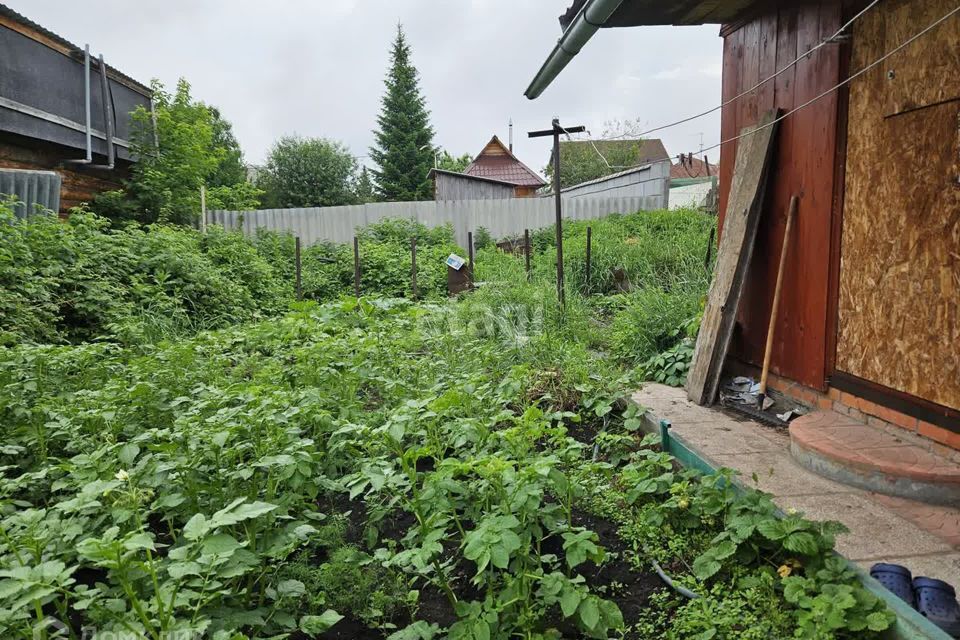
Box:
[312, 492, 663, 639]
[316, 617, 385, 640]
[570, 509, 662, 625]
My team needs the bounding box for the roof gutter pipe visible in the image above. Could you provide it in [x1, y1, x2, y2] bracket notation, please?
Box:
[524, 0, 626, 100]
[66, 44, 92, 164]
[92, 54, 115, 170]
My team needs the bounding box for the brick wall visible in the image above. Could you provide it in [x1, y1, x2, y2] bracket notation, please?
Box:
[758, 369, 960, 462]
[725, 358, 960, 459]
[0, 135, 129, 214]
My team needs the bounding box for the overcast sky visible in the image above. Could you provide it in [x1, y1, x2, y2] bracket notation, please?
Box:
[10, 1, 723, 175]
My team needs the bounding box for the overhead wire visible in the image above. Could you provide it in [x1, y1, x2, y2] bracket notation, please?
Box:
[698, 3, 960, 157]
[565, 3, 960, 174]
[598, 0, 882, 142]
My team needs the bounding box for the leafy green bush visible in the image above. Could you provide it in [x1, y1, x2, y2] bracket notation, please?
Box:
[0, 203, 287, 344]
[524, 209, 712, 296]
[640, 314, 702, 386]
[92, 79, 261, 225]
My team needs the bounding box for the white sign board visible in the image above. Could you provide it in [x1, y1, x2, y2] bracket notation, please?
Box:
[446, 254, 466, 271]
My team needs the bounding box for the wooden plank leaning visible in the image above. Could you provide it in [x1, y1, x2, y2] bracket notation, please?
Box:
[686, 110, 781, 406]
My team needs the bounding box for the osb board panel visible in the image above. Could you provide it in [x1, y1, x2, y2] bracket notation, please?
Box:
[837, 0, 960, 411]
[718, 4, 842, 390]
[881, 0, 960, 117]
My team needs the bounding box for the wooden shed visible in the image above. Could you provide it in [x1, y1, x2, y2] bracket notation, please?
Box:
[428, 169, 520, 201]
[526, 0, 959, 440]
[561, 161, 671, 205]
[0, 4, 152, 214]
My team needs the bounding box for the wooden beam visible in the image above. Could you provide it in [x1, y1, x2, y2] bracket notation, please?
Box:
[0, 14, 72, 56]
[686, 109, 781, 405]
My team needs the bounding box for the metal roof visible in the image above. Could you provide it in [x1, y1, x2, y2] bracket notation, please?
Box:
[559, 162, 656, 193]
[670, 156, 718, 180]
[0, 3, 151, 96]
[427, 167, 519, 187]
[463, 136, 547, 187]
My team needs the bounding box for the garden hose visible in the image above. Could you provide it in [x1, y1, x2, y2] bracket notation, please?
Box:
[647, 549, 700, 600]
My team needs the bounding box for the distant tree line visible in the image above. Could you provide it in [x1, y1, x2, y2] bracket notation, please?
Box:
[91, 25, 471, 224]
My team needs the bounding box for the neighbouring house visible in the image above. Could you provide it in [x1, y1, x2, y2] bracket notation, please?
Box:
[550, 137, 670, 189]
[670, 155, 718, 182]
[0, 4, 152, 215]
[561, 162, 670, 207]
[670, 156, 719, 212]
[525, 0, 959, 444]
[429, 135, 545, 200]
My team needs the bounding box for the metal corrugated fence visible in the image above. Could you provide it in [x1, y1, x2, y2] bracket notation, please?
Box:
[208, 196, 661, 248]
[0, 169, 61, 217]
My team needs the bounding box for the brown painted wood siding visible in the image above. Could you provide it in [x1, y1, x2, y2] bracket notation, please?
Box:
[718, 3, 843, 390]
[0, 137, 126, 214]
[837, 0, 960, 411]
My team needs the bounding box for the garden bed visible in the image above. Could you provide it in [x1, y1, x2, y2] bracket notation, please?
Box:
[0, 207, 900, 639]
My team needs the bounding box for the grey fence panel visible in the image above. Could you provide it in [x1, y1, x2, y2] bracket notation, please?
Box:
[0, 169, 62, 217]
[209, 195, 662, 248]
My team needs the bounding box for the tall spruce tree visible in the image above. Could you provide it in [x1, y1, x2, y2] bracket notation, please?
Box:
[370, 25, 435, 201]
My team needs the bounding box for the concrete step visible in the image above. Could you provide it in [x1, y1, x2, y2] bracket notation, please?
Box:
[790, 411, 960, 506]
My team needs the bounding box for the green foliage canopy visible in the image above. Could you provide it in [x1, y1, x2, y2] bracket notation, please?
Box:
[93, 79, 261, 225]
[258, 136, 359, 208]
[436, 150, 473, 173]
[545, 139, 656, 190]
[354, 166, 378, 204]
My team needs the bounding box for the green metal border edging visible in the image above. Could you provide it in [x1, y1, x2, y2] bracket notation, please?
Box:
[633, 401, 953, 640]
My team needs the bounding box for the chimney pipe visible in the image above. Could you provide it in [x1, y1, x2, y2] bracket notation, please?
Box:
[509, 118, 513, 153]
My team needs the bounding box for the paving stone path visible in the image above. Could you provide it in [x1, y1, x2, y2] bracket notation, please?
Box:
[633, 383, 960, 587]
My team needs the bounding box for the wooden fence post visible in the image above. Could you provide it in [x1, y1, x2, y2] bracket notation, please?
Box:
[467, 231, 475, 288]
[295, 236, 302, 301]
[585, 226, 592, 295]
[411, 236, 418, 299]
[353, 236, 360, 298]
[200, 185, 207, 233]
[524, 229, 531, 280]
[705, 226, 716, 273]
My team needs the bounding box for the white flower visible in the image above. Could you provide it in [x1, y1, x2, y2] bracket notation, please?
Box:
[786, 507, 798, 515]
[115, 469, 130, 482]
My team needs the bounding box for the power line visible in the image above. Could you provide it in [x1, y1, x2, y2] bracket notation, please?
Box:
[699, 3, 960, 157]
[569, 3, 959, 173]
[599, 0, 882, 142]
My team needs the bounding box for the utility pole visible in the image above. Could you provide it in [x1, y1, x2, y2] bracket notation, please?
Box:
[528, 118, 585, 308]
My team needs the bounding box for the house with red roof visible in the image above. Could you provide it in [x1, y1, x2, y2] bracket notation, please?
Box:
[429, 135, 546, 201]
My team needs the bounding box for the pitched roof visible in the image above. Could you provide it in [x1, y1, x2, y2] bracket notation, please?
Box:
[554, 138, 670, 166]
[463, 136, 546, 187]
[0, 3, 151, 96]
[670, 156, 718, 180]
[427, 167, 518, 187]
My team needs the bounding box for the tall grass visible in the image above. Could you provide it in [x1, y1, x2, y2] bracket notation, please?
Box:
[473, 207, 712, 365]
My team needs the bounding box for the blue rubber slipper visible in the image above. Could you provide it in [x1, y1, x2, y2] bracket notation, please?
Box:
[914, 577, 960, 637]
[870, 563, 915, 607]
